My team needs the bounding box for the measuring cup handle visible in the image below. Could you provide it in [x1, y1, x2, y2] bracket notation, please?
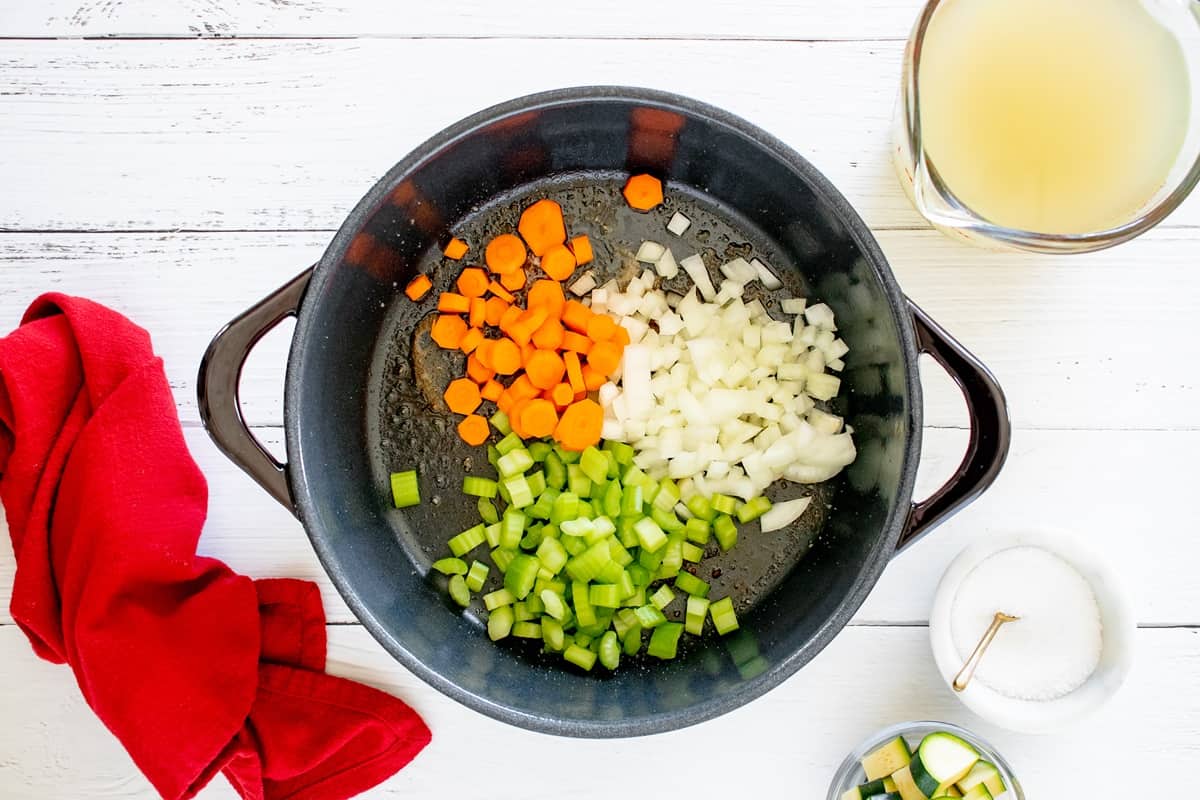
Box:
[897, 299, 1011, 551]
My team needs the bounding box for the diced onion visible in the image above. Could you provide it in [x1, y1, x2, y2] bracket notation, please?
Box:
[636, 241, 666, 263]
[667, 212, 692, 236]
[569, 271, 597, 296]
[750, 258, 783, 290]
[760, 497, 813, 532]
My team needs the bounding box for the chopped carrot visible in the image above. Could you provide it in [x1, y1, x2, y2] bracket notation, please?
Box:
[484, 297, 509, 326]
[508, 307, 549, 347]
[586, 314, 618, 342]
[466, 352, 494, 384]
[587, 340, 622, 376]
[623, 173, 664, 211]
[487, 280, 516, 303]
[519, 399, 559, 438]
[568, 234, 593, 266]
[564, 350, 585, 394]
[485, 233, 527, 274]
[469, 297, 486, 328]
[444, 237, 470, 260]
[444, 378, 481, 415]
[575, 389, 588, 402]
[481, 379, 504, 402]
[491, 338, 522, 375]
[496, 389, 515, 414]
[509, 374, 540, 402]
[561, 331, 593, 355]
[581, 364, 607, 391]
[438, 292, 471, 314]
[508, 398, 530, 438]
[525, 349, 566, 390]
[561, 300, 593, 333]
[456, 267, 489, 298]
[459, 327, 484, 355]
[500, 267, 526, 292]
[550, 382, 574, 410]
[475, 338, 496, 369]
[554, 398, 604, 451]
[498, 304, 523, 333]
[612, 326, 631, 346]
[527, 279, 566, 317]
[404, 274, 433, 301]
[518, 199, 567, 256]
[521, 340, 537, 365]
[531, 317, 565, 350]
[431, 315, 468, 349]
[540, 244, 576, 282]
[457, 414, 489, 445]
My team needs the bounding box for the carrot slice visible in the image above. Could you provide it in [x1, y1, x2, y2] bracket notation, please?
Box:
[623, 173, 664, 211]
[586, 314, 618, 343]
[469, 297, 486, 328]
[521, 340, 537, 365]
[459, 327, 484, 355]
[485, 233, 527, 274]
[430, 315, 468, 349]
[498, 304, 523, 334]
[561, 331, 593, 355]
[444, 378, 481, 415]
[466, 352, 494, 384]
[438, 292, 471, 314]
[611, 325, 631, 346]
[564, 350, 585, 394]
[404, 274, 433, 301]
[480, 379, 503, 402]
[568, 234, 593, 266]
[475, 338, 496, 369]
[581, 365, 607, 391]
[456, 267, 489, 298]
[497, 389, 515, 414]
[519, 399, 559, 438]
[531, 317, 565, 350]
[561, 300, 593, 333]
[458, 414, 489, 445]
[540, 244, 576, 282]
[487, 280, 516, 303]
[508, 398, 531, 438]
[525, 349, 566, 390]
[550, 382, 574, 410]
[554, 398, 604, 451]
[444, 237, 470, 260]
[508, 307, 549, 347]
[527, 279, 566, 317]
[509, 374, 540, 402]
[518, 199, 567, 257]
[587, 340, 622, 376]
[484, 297, 509, 326]
[491, 338, 522, 375]
[500, 268, 526, 292]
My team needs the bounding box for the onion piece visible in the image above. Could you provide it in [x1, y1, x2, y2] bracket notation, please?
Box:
[636, 241, 665, 263]
[667, 211, 692, 236]
[751, 257, 783, 290]
[569, 271, 597, 296]
[760, 497, 813, 532]
[679, 254, 717, 300]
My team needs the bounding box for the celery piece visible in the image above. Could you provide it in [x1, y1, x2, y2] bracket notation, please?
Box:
[675, 571, 710, 598]
[589, 478, 608, 502]
[657, 538, 683, 579]
[565, 540, 612, 583]
[647, 622, 684, 659]
[590, 498, 606, 519]
[579, 446, 608, 484]
[448, 575, 470, 607]
[598, 631, 621, 669]
[592, 515, 617, 540]
[574, 633, 593, 649]
[490, 410, 513, 437]
[491, 547, 515, 573]
[512, 600, 533, 622]
[685, 517, 711, 545]
[641, 478, 661, 506]
[634, 517, 668, 553]
[622, 625, 643, 655]
[605, 450, 620, 480]
[550, 491, 581, 525]
[528, 441, 551, 463]
[504, 554, 541, 599]
[498, 448, 534, 478]
[621, 463, 648, 487]
[462, 475, 498, 499]
[651, 505, 685, 533]
[564, 644, 596, 671]
[709, 596, 739, 635]
[589, 584, 622, 608]
[566, 463, 592, 497]
[486, 444, 501, 472]
[680, 541, 704, 563]
[595, 560, 624, 585]
[572, 581, 597, 627]
[484, 522, 502, 548]
[577, 500, 596, 520]
[620, 482, 644, 518]
[562, 535, 586, 556]
[653, 479, 681, 512]
[608, 538, 633, 567]
[559, 518, 594, 538]
[448, 524, 486, 557]
[613, 608, 640, 637]
[617, 518, 640, 549]
[737, 495, 772, 523]
[465, 560, 489, 592]
[621, 587, 646, 608]
[605, 439, 635, 466]
[519, 525, 544, 551]
[710, 493, 738, 516]
[540, 589, 568, 621]
[685, 595, 710, 635]
[536, 537, 568, 575]
[526, 470, 547, 499]
[483, 588, 515, 610]
[499, 508, 526, 550]
[713, 514, 738, 551]
[536, 577, 567, 597]
[626, 563, 651, 586]
[544, 450, 567, 490]
[602, 480, 623, 518]
[685, 494, 716, 521]
[477, 497, 500, 525]
[554, 445, 582, 464]
[525, 488, 556, 520]
[541, 616, 565, 651]
[513, 621, 542, 639]
[650, 584, 676, 610]
[525, 593, 545, 615]
[389, 470, 420, 509]
[634, 604, 667, 629]
[488, 605, 514, 640]
[431, 557, 467, 576]
[495, 429, 522, 453]
[504, 475, 535, 509]
[637, 545, 665, 572]
[497, 479, 511, 505]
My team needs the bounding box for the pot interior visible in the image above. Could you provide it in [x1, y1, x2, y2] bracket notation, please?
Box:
[286, 89, 919, 735]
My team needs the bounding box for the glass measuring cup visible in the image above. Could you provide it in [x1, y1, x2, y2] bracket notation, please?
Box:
[893, 0, 1200, 253]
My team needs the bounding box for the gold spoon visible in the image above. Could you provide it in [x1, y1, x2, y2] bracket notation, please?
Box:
[953, 612, 1020, 692]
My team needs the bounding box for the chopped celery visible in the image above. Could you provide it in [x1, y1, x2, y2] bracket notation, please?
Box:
[653, 479, 681, 512]
[566, 463, 592, 497]
[513, 621, 542, 638]
[657, 538, 683, 579]
[491, 547, 515, 572]
[525, 593, 545, 615]
[544, 450, 567, 490]
[737, 495, 772, 523]
[504, 475, 534, 509]
[448, 524, 486, 557]
[613, 608, 640, 638]
[540, 589, 568, 620]
[490, 410, 513, 436]
[675, 571, 710, 598]
[680, 541, 704, 563]
[541, 616, 565, 650]
[448, 575, 470, 607]
[431, 557, 467, 576]
[562, 535, 586, 556]
[651, 505, 685, 533]
[589, 584, 622, 608]
[512, 600, 533, 622]
[709, 596, 739, 635]
[634, 517, 668, 553]
[554, 445, 581, 464]
[477, 497, 500, 525]
[500, 508, 526, 550]
[685, 595, 710, 635]
[536, 537, 568, 574]
[604, 439, 635, 466]
[637, 545, 664, 572]
[519, 525, 544, 550]
[559, 518, 594, 538]
[605, 450, 620, 480]
[535, 577, 566, 596]
[465, 560, 489, 592]
[617, 518, 639, 549]
[498, 448, 534, 478]
[621, 587, 646, 608]
[503, 554, 541, 599]
[564, 644, 596, 671]
[462, 475, 498, 498]
[710, 493, 738, 516]
[389, 470, 420, 509]
[621, 464, 648, 488]
[589, 477, 608, 501]
[495, 430, 522, 453]
[685, 494, 715, 521]
[528, 441, 551, 462]
[622, 625, 643, 655]
[572, 581, 597, 627]
[608, 538, 633, 567]
[484, 522, 502, 548]
[598, 631, 620, 669]
[551, 492, 581, 524]
[488, 605, 514, 640]
[595, 560, 624, 584]
[620, 482, 644, 517]
[486, 444, 501, 472]
[602, 480, 623, 518]
[525, 488, 557, 520]
[626, 563, 651, 586]
[579, 446, 609, 484]
[641, 477, 661, 505]
[526, 470, 547, 498]
[714, 514, 738, 551]
[685, 517, 711, 545]
[565, 540, 612, 583]
[483, 588, 515, 610]
[634, 604, 668, 629]
[647, 622, 683, 659]
[650, 585, 676, 610]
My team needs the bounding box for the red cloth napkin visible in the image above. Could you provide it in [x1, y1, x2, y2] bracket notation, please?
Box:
[0, 294, 430, 800]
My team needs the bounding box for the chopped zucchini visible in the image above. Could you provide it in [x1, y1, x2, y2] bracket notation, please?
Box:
[842, 778, 901, 800]
[891, 766, 929, 800]
[958, 787, 991, 800]
[910, 733, 980, 797]
[862, 736, 913, 781]
[956, 762, 1005, 797]
[942, 787, 962, 798]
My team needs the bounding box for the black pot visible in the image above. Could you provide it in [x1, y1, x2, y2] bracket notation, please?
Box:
[198, 87, 1009, 737]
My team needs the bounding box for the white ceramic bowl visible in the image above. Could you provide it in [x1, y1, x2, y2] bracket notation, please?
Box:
[929, 529, 1135, 733]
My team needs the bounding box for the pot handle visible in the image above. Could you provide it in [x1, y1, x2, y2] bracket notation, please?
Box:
[197, 268, 313, 512]
[896, 299, 1011, 551]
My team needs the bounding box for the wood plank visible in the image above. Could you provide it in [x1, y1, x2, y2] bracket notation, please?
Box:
[4, 0, 924, 40]
[2, 39, 1198, 234]
[0, 622, 1194, 797]
[2, 228, 1197, 432]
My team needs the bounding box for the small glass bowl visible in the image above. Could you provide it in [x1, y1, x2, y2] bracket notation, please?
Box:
[826, 721, 1024, 800]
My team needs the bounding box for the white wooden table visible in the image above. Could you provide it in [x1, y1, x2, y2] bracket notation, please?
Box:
[2, 2, 1199, 796]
